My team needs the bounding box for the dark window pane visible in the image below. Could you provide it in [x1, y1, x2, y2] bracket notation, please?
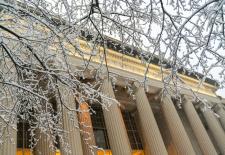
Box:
[91, 105, 110, 149]
[17, 122, 31, 148]
[122, 110, 143, 150]
[94, 129, 107, 149]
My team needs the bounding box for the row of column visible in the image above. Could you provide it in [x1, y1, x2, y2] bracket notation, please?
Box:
[202, 106, 225, 154]
[214, 103, 225, 131]
[1, 78, 225, 155]
[182, 97, 217, 155]
[100, 79, 225, 155]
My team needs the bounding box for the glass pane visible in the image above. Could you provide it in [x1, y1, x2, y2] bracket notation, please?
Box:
[91, 105, 110, 149]
[94, 129, 107, 149]
[122, 110, 143, 149]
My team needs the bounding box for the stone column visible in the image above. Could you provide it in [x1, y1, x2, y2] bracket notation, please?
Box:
[201, 106, 225, 154]
[0, 95, 17, 155]
[34, 131, 55, 155]
[214, 103, 225, 131]
[59, 87, 83, 155]
[161, 95, 196, 155]
[183, 96, 217, 155]
[0, 123, 17, 155]
[134, 85, 167, 155]
[78, 102, 96, 155]
[101, 78, 132, 155]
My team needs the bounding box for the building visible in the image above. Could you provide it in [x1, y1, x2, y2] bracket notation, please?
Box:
[0, 37, 224, 155]
[1, 4, 225, 155]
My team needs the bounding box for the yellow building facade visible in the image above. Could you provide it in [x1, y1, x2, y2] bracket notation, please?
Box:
[10, 38, 225, 155]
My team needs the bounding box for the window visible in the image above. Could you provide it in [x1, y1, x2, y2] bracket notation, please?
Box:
[91, 105, 110, 149]
[17, 121, 31, 148]
[122, 110, 143, 150]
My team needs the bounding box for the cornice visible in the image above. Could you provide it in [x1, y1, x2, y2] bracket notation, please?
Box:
[72, 40, 217, 97]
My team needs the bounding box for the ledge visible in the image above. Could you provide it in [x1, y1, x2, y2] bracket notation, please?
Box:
[69, 39, 217, 97]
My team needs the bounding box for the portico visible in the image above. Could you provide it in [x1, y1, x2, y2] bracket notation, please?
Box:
[1, 39, 225, 155]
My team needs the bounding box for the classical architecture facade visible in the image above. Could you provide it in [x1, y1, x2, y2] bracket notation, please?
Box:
[1, 37, 225, 155]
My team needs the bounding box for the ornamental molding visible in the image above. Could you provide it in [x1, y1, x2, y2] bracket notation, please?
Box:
[71, 39, 217, 97]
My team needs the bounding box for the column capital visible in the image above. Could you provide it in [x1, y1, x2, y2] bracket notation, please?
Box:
[212, 103, 224, 113]
[182, 95, 196, 107]
[199, 103, 212, 113]
[100, 75, 118, 88]
[99, 74, 117, 81]
[161, 93, 172, 103]
[183, 94, 194, 101]
[132, 81, 144, 93]
[133, 81, 144, 88]
[132, 82, 162, 101]
[99, 74, 108, 80]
